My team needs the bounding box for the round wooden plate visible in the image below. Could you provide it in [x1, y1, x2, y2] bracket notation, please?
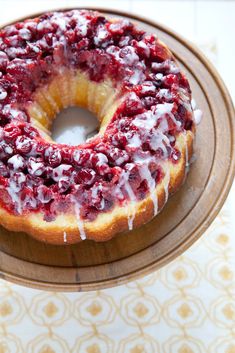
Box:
[0, 8, 234, 292]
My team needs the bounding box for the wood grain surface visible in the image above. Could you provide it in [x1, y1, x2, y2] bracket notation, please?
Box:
[0, 8, 234, 292]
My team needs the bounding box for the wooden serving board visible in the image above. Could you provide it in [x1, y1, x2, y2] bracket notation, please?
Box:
[0, 9, 234, 292]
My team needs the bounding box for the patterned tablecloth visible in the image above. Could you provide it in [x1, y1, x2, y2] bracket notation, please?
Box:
[0, 1, 234, 352]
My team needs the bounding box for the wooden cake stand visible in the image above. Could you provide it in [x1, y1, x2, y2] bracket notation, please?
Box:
[0, 8, 234, 291]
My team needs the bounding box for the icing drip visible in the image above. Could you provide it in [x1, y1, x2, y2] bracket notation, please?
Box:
[127, 202, 136, 230]
[6, 186, 22, 214]
[138, 163, 158, 216]
[163, 165, 171, 204]
[6, 172, 26, 214]
[121, 170, 136, 230]
[183, 132, 189, 167]
[194, 109, 203, 125]
[63, 231, 67, 243]
[74, 201, 86, 240]
[151, 192, 158, 216]
[191, 98, 203, 125]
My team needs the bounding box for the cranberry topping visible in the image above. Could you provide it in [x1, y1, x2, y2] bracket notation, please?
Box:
[0, 10, 194, 222]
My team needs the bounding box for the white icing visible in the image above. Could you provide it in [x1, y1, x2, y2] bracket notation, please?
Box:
[7, 173, 26, 214]
[157, 89, 172, 100]
[140, 82, 156, 94]
[4, 145, 13, 154]
[15, 136, 31, 151]
[150, 131, 170, 158]
[107, 45, 138, 66]
[0, 90, 7, 100]
[63, 231, 67, 243]
[119, 169, 136, 230]
[37, 186, 51, 203]
[72, 11, 89, 36]
[127, 202, 135, 230]
[8, 155, 24, 170]
[137, 41, 150, 57]
[52, 164, 71, 182]
[96, 153, 108, 167]
[94, 26, 109, 46]
[133, 111, 157, 130]
[127, 134, 142, 148]
[129, 69, 145, 85]
[183, 132, 189, 167]
[28, 159, 44, 176]
[191, 98, 196, 110]
[23, 193, 37, 209]
[133, 103, 175, 131]
[19, 28, 31, 40]
[163, 165, 171, 204]
[156, 73, 163, 80]
[115, 155, 128, 166]
[194, 109, 203, 125]
[74, 201, 86, 240]
[169, 62, 180, 74]
[37, 20, 53, 32]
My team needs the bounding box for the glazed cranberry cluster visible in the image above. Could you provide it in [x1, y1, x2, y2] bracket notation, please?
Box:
[0, 10, 193, 221]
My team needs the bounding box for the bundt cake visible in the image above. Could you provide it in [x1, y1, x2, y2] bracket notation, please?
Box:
[0, 9, 198, 244]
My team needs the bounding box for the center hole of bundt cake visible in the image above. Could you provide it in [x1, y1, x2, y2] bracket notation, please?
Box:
[51, 106, 99, 146]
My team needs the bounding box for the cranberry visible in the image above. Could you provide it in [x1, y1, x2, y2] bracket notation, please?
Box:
[19, 28, 32, 41]
[37, 185, 53, 203]
[52, 164, 73, 182]
[9, 172, 26, 192]
[48, 149, 62, 167]
[138, 82, 156, 97]
[92, 153, 110, 175]
[26, 174, 43, 187]
[21, 187, 37, 210]
[171, 149, 181, 163]
[151, 61, 169, 74]
[15, 135, 33, 154]
[0, 142, 14, 157]
[4, 125, 21, 142]
[23, 125, 39, 138]
[94, 25, 111, 47]
[0, 51, 9, 70]
[7, 154, 25, 171]
[61, 147, 73, 163]
[150, 41, 170, 62]
[76, 38, 90, 51]
[142, 96, 157, 108]
[44, 166, 53, 179]
[109, 148, 129, 166]
[112, 132, 128, 148]
[73, 149, 92, 167]
[27, 157, 45, 176]
[163, 74, 179, 87]
[0, 161, 9, 177]
[94, 142, 109, 154]
[134, 40, 150, 59]
[137, 179, 148, 200]
[74, 168, 95, 185]
[184, 119, 193, 130]
[108, 19, 132, 35]
[119, 36, 131, 47]
[57, 179, 71, 193]
[102, 197, 114, 212]
[124, 163, 141, 191]
[123, 93, 144, 116]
